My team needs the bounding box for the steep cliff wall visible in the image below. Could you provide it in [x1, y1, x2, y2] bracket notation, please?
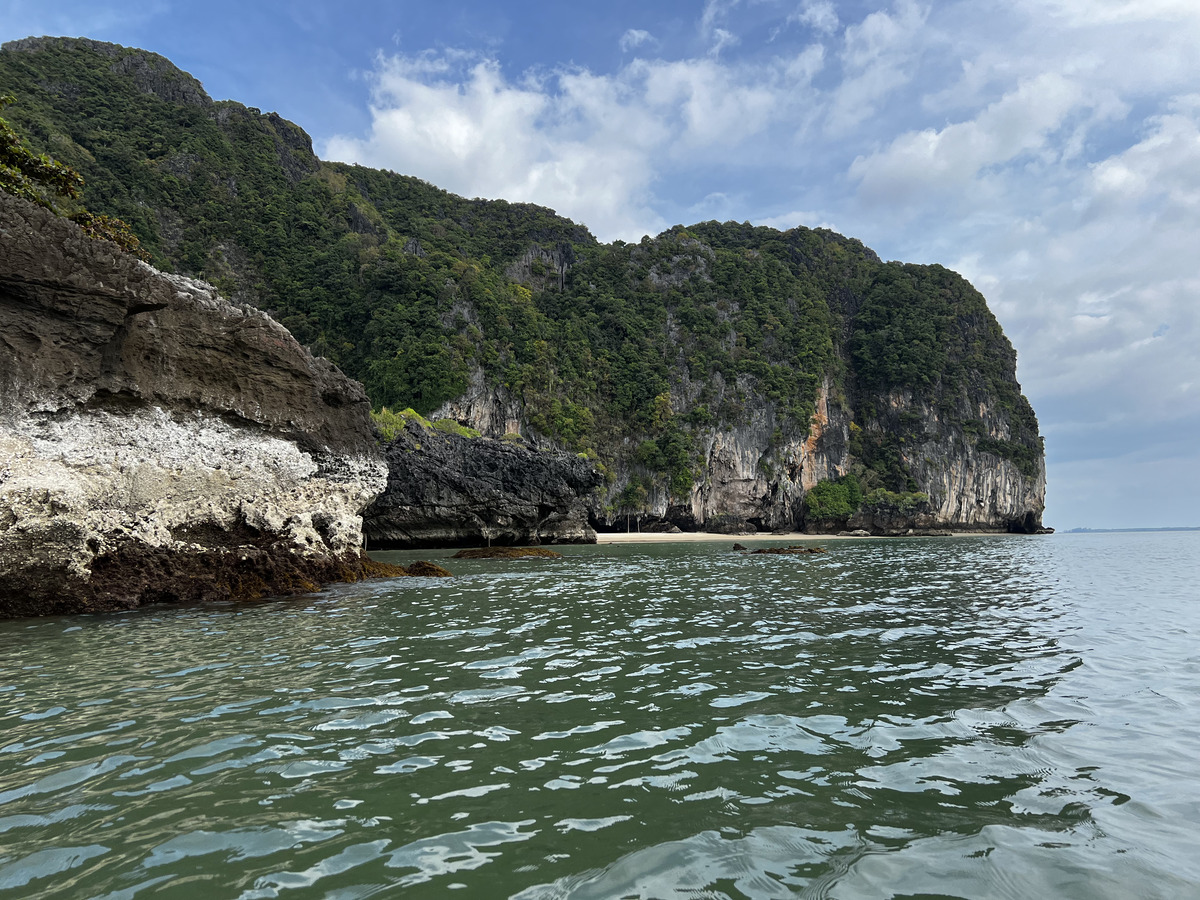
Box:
[844, 390, 1046, 534]
[0, 194, 404, 617]
[364, 421, 601, 548]
[431, 231, 1045, 536]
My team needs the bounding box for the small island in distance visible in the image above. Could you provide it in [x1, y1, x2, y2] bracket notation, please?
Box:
[1063, 526, 1200, 533]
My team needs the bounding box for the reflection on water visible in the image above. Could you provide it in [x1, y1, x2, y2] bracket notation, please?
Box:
[1, 534, 1198, 898]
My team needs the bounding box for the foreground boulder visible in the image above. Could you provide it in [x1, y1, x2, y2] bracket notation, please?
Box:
[364, 421, 602, 548]
[0, 194, 404, 617]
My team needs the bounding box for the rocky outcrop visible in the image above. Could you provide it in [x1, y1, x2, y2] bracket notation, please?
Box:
[364, 422, 601, 549]
[3, 37, 213, 107]
[440, 365, 1042, 537]
[686, 376, 848, 532]
[0, 194, 403, 618]
[506, 242, 575, 293]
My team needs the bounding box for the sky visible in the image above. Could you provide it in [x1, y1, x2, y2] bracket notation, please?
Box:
[3, 0, 1199, 529]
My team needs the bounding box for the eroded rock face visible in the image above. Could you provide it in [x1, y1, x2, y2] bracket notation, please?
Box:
[431, 366, 525, 439]
[564, 376, 851, 536]
[364, 422, 601, 549]
[0, 194, 390, 617]
[683, 377, 850, 532]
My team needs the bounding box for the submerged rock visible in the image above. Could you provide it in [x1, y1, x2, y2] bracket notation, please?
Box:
[0, 194, 399, 617]
[749, 546, 828, 555]
[449, 547, 562, 560]
[402, 560, 455, 577]
[364, 422, 601, 549]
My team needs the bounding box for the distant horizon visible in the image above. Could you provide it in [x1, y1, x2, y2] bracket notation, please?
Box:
[1061, 526, 1200, 534]
[4, 1, 1200, 529]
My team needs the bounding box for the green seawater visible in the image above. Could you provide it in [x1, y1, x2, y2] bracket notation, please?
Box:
[1, 534, 1198, 899]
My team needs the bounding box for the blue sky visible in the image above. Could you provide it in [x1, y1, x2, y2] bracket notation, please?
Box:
[4, 0, 1200, 529]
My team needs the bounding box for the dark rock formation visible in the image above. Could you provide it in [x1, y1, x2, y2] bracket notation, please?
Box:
[0, 199, 373, 453]
[0, 194, 407, 618]
[404, 560, 454, 577]
[364, 423, 601, 549]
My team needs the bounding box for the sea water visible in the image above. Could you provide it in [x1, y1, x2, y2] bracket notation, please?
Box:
[1, 533, 1198, 898]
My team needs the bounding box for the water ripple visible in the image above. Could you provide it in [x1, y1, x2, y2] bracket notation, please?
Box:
[1, 534, 1198, 897]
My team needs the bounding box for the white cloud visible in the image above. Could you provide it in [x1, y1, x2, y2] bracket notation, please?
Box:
[326, 48, 825, 240]
[849, 72, 1093, 203]
[638, 57, 787, 150]
[687, 191, 736, 220]
[1088, 101, 1200, 211]
[700, 0, 741, 38]
[709, 28, 740, 57]
[785, 41, 824, 77]
[700, 0, 748, 56]
[791, 0, 839, 34]
[826, 0, 929, 135]
[326, 54, 669, 240]
[758, 209, 837, 231]
[1031, 0, 1200, 27]
[619, 29, 652, 53]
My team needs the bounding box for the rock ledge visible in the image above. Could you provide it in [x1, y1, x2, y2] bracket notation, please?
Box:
[0, 194, 396, 617]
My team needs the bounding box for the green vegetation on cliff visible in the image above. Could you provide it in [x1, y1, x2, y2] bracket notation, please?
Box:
[1, 91, 83, 206]
[805, 475, 864, 520]
[2, 90, 144, 255]
[0, 36, 1043, 504]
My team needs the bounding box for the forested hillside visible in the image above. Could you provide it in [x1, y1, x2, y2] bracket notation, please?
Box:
[0, 36, 1045, 531]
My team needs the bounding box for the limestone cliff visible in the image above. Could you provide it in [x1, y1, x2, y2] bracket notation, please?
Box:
[436, 267, 1045, 537]
[843, 389, 1046, 534]
[364, 421, 601, 548]
[435, 361, 1044, 536]
[0, 194, 403, 618]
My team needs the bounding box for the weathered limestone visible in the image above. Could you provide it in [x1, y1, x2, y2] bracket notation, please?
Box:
[435, 368, 1045, 536]
[0, 194, 401, 617]
[860, 390, 1047, 533]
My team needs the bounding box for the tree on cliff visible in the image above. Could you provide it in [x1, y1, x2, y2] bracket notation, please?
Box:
[0, 93, 145, 257]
